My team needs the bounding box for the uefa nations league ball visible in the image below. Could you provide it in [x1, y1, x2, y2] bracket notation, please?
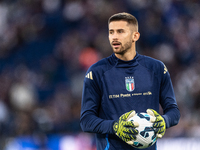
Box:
[127, 112, 157, 149]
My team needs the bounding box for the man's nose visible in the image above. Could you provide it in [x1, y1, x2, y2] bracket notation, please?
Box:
[111, 33, 119, 40]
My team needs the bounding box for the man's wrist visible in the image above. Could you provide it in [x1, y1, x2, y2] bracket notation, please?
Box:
[162, 115, 169, 128]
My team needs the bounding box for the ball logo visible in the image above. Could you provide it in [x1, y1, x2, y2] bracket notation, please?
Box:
[125, 77, 135, 92]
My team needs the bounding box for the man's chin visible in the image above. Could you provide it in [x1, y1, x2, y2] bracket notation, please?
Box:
[113, 48, 121, 53]
[113, 49, 126, 55]
[113, 49, 123, 54]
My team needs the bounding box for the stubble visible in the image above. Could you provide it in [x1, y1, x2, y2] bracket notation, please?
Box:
[113, 40, 132, 55]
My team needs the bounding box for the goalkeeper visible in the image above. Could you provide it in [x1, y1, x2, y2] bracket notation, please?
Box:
[80, 12, 180, 150]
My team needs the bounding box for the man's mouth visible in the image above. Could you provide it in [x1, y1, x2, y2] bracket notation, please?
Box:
[112, 42, 121, 48]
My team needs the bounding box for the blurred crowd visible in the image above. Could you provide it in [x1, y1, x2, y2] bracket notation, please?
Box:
[0, 0, 200, 148]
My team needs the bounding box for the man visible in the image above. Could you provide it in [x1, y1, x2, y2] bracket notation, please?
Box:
[80, 12, 180, 150]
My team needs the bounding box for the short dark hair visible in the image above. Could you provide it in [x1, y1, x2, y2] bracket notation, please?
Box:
[108, 12, 138, 31]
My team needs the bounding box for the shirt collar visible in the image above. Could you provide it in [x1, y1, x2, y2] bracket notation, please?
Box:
[111, 52, 139, 68]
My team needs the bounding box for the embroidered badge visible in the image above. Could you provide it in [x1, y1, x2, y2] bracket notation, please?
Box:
[125, 77, 135, 92]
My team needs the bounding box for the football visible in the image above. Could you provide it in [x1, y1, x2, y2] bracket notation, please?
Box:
[127, 112, 157, 149]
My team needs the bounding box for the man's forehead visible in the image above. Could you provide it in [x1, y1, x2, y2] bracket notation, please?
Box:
[109, 20, 129, 29]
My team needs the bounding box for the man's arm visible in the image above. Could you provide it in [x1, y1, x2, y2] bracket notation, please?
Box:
[159, 64, 180, 128]
[80, 70, 115, 134]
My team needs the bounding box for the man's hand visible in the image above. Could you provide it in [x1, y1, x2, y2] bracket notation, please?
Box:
[146, 109, 166, 138]
[113, 110, 139, 143]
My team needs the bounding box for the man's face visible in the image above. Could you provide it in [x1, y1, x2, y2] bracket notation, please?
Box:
[108, 20, 133, 55]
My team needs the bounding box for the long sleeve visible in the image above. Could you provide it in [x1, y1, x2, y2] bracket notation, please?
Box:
[80, 69, 115, 134]
[159, 64, 180, 128]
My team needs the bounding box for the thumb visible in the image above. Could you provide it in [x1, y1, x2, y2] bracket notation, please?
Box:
[146, 109, 156, 123]
[126, 110, 136, 121]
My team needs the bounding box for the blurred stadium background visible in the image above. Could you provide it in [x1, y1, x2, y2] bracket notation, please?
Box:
[0, 0, 200, 149]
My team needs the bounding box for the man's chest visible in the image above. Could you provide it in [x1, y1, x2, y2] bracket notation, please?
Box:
[102, 67, 156, 96]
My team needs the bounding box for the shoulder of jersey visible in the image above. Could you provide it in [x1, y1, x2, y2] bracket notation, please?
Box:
[138, 55, 168, 74]
[85, 57, 112, 80]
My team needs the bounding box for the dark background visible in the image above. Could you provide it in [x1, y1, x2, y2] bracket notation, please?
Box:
[0, 0, 199, 149]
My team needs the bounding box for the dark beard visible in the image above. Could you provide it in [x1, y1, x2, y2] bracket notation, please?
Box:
[114, 41, 132, 55]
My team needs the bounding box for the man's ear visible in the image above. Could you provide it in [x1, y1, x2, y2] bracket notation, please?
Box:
[132, 32, 140, 42]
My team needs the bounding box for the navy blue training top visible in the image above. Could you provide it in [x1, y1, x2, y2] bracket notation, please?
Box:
[80, 53, 180, 150]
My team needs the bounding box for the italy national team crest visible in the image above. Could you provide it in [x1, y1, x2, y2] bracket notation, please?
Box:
[125, 77, 135, 92]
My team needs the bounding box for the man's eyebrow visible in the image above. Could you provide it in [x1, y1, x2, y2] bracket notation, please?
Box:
[109, 28, 124, 31]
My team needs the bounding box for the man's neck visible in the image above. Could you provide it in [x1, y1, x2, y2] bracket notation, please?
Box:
[115, 50, 136, 61]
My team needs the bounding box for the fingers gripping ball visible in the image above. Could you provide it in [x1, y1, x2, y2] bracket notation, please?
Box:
[113, 110, 139, 142]
[126, 112, 158, 149]
[146, 109, 166, 138]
